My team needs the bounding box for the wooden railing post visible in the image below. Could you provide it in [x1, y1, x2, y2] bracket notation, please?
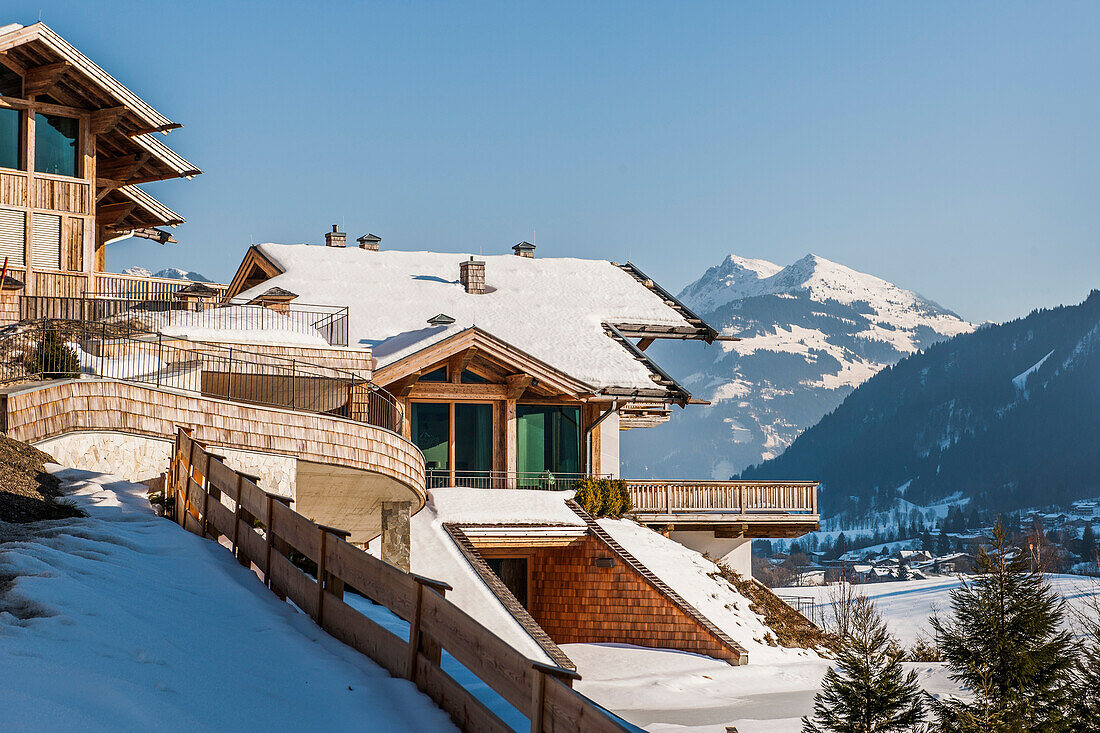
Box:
[406, 580, 424, 684]
[264, 493, 275, 589]
[316, 527, 328, 624]
[530, 667, 547, 733]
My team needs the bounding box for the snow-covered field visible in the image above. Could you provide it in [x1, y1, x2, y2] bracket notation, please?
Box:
[566, 644, 956, 733]
[775, 575, 1100, 646]
[0, 468, 454, 732]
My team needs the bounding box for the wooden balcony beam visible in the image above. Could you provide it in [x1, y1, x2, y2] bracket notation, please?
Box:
[23, 61, 69, 97]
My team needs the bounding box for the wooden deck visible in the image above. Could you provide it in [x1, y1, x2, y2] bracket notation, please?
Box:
[624, 480, 820, 538]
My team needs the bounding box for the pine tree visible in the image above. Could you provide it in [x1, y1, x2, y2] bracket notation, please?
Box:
[803, 595, 925, 733]
[929, 518, 1076, 732]
[1080, 524, 1097, 564]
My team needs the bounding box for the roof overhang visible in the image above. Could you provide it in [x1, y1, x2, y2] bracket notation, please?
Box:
[374, 326, 597, 399]
[0, 23, 201, 186]
[615, 261, 737, 343]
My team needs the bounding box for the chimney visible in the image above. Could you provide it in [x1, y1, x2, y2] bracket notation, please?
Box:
[459, 257, 486, 294]
[325, 224, 346, 247]
[357, 233, 381, 251]
[512, 241, 535, 258]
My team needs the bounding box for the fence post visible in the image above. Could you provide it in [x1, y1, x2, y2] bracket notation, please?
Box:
[233, 473, 245, 566]
[406, 580, 424, 684]
[265, 493, 275, 589]
[156, 333, 162, 388]
[316, 527, 328, 624]
[181, 438, 196, 528]
[529, 667, 547, 733]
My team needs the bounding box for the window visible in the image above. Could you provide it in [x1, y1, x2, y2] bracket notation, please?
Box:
[0, 107, 19, 170]
[420, 366, 447, 382]
[460, 369, 490, 384]
[411, 402, 449, 471]
[31, 213, 61, 270]
[516, 405, 581, 477]
[35, 113, 79, 177]
[454, 403, 492, 474]
[0, 208, 25, 266]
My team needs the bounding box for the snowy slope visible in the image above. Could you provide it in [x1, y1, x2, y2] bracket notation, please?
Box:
[0, 468, 454, 732]
[122, 266, 211, 282]
[622, 253, 973, 479]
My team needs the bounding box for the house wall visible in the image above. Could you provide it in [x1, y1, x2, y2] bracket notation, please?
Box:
[597, 409, 619, 477]
[668, 531, 753, 577]
[520, 535, 743, 662]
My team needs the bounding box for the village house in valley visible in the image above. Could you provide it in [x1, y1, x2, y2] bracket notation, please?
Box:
[0, 20, 823, 698]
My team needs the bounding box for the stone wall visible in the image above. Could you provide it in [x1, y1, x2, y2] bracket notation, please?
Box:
[33, 431, 296, 499]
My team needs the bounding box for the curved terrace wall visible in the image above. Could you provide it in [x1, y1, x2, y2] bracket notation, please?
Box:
[0, 379, 426, 542]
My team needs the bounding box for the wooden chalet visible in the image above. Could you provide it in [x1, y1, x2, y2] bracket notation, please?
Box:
[0, 22, 197, 300]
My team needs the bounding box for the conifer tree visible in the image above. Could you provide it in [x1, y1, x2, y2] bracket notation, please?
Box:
[802, 596, 925, 733]
[929, 518, 1076, 732]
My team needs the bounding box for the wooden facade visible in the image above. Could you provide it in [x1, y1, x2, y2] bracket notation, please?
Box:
[0, 23, 197, 297]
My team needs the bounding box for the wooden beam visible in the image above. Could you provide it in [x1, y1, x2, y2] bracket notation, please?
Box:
[96, 153, 150, 181]
[88, 106, 128, 135]
[128, 122, 183, 136]
[408, 383, 511, 401]
[95, 201, 136, 227]
[448, 347, 479, 383]
[390, 373, 422, 399]
[637, 337, 655, 351]
[505, 374, 533, 400]
[23, 62, 69, 97]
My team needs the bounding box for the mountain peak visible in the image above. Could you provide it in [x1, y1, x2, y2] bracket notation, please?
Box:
[677, 254, 781, 312]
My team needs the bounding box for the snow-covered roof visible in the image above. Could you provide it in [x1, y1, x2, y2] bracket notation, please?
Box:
[235, 244, 701, 392]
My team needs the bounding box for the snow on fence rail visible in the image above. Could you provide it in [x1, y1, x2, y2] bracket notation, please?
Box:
[170, 427, 632, 733]
[624, 480, 819, 515]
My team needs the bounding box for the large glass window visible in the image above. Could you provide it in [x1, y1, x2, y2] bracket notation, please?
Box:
[454, 403, 492, 474]
[35, 113, 78, 177]
[411, 402, 449, 471]
[0, 108, 19, 170]
[517, 405, 581, 477]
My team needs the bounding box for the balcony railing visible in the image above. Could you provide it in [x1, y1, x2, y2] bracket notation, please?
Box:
[623, 480, 819, 515]
[18, 294, 350, 347]
[0, 319, 400, 434]
[93, 272, 229, 300]
[425, 469, 605, 491]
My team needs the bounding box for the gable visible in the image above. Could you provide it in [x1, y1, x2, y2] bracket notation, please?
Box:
[374, 327, 594, 400]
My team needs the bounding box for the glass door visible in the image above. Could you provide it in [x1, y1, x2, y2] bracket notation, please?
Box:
[516, 405, 581, 487]
[454, 403, 493, 479]
[411, 402, 449, 486]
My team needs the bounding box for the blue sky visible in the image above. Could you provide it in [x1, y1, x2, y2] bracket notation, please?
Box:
[18, 1, 1100, 322]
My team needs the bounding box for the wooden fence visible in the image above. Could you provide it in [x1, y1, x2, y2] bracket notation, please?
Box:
[169, 427, 631, 733]
[624, 480, 819, 515]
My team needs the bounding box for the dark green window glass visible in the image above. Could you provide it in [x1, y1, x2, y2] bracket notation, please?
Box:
[460, 369, 489, 384]
[517, 405, 581, 477]
[454, 403, 492, 474]
[420, 366, 447, 382]
[0, 108, 19, 170]
[35, 113, 78, 177]
[411, 402, 449, 471]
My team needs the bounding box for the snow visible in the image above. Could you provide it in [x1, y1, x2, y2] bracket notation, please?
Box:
[397, 488, 561, 664]
[775, 575, 1100, 646]
[677, 255, 784, 313]
[1012, 348, 1054, 391]
[426, 486, 585, 526]
[597, 518, 822, 664]
[122, 266, 211, 282]
[131, 306, 330, 346]
[235, 245, 694, 390]
[74, 344, 165, 378]
[564, 643, 956, 733]
[0, 468, 455, 732]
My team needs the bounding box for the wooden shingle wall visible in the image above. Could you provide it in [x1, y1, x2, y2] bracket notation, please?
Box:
[527, 535, 746, 663]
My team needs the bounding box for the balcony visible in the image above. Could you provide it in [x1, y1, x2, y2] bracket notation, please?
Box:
[623, 479, 820, 538]
[426, 469, 603, 491]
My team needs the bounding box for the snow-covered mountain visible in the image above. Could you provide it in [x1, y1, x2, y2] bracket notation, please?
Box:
[122, 266, 210, 282]
[620, 253, 975, 479]
[744, 290, 1100, 519]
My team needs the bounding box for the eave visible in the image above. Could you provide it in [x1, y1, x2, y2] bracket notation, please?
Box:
[615, 261, 735, 343]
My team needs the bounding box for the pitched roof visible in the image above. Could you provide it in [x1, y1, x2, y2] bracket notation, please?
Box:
[234, 244, 714, 395]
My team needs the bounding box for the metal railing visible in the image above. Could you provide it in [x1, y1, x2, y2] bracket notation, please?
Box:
[425, 469, 605, 491]
[19, 294, 350, 347]
[0, 319, 400, 433]
[624, 480, 819, 515]
[776, 595, 823, 626]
